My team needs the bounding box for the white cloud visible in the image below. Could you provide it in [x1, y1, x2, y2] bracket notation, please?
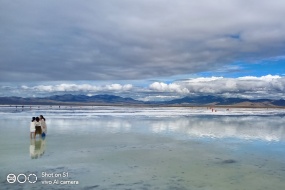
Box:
[105, 84, 133, 91]
[149, 82, 189, 94]
[21, 83, 133, 93]
[149, 75, 285, 99]
[32, 84, 100, 92]
[2, 75, 285, 100]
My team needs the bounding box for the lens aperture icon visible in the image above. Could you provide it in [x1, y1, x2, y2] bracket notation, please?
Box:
[28, 174, 37, 183]
[17, 174, 27, 183]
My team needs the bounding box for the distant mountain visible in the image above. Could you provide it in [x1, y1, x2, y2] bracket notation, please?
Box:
[0, 94, 141, 105]
[0, 94, 285, 107]
[162, 95, 285, 107]
[47, 94, 140, 104]
[164, 95, 226, 105]
[0, 96, 53, 105]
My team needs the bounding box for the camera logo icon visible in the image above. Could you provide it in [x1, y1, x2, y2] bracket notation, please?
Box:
[6, 174, 16, 183]
[6, 173, 37, 184]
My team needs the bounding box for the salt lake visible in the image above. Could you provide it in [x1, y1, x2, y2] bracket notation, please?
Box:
[0, 106, 285, 190]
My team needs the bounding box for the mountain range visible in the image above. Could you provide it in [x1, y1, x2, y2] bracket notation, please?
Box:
[0, 94, 285, 107]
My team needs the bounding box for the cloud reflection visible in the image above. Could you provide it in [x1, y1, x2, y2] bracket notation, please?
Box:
[150, 116, 285, 141]
[51, 115, 285, 142]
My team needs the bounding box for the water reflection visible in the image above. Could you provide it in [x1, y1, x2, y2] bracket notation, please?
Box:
[150, 116, 285, 141]
[30, 138, 46, 159]
[52, 115, 285, 142]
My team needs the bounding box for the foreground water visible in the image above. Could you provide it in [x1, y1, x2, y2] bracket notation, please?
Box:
[0, 106, 285, 190]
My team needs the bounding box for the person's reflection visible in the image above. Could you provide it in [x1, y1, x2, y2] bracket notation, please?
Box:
[30, 138, 46, 159]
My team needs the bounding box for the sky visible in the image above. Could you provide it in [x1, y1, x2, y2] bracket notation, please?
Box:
[1, 0, 285, 101]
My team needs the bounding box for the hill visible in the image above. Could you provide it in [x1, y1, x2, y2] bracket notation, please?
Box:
[0, 94, 285, 107]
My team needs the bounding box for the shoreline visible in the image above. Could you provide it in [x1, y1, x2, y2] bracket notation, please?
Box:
[1, 103, 285, 109]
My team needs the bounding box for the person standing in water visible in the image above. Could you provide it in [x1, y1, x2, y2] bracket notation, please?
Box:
[40, 115, 47, 137]
[30, 117, 36, 139]
[35, 117, 42, 138]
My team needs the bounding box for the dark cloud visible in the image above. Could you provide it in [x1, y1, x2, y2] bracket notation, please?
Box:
[1, 0, 285, 81]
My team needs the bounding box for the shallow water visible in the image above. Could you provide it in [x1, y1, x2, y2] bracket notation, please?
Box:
[0, 106, 285, 190]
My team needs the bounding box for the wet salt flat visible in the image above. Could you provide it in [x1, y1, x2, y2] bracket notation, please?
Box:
[0, 106, 285, 190]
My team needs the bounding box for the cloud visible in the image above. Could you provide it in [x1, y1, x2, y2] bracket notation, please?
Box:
[105, 84, 133, 91]
[0, 0, 285, 81]
[19, 83, 133, 95]
[149, 75, 285, 99]
[1, 75, 285, 100]
[149, 82, 189, 94]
